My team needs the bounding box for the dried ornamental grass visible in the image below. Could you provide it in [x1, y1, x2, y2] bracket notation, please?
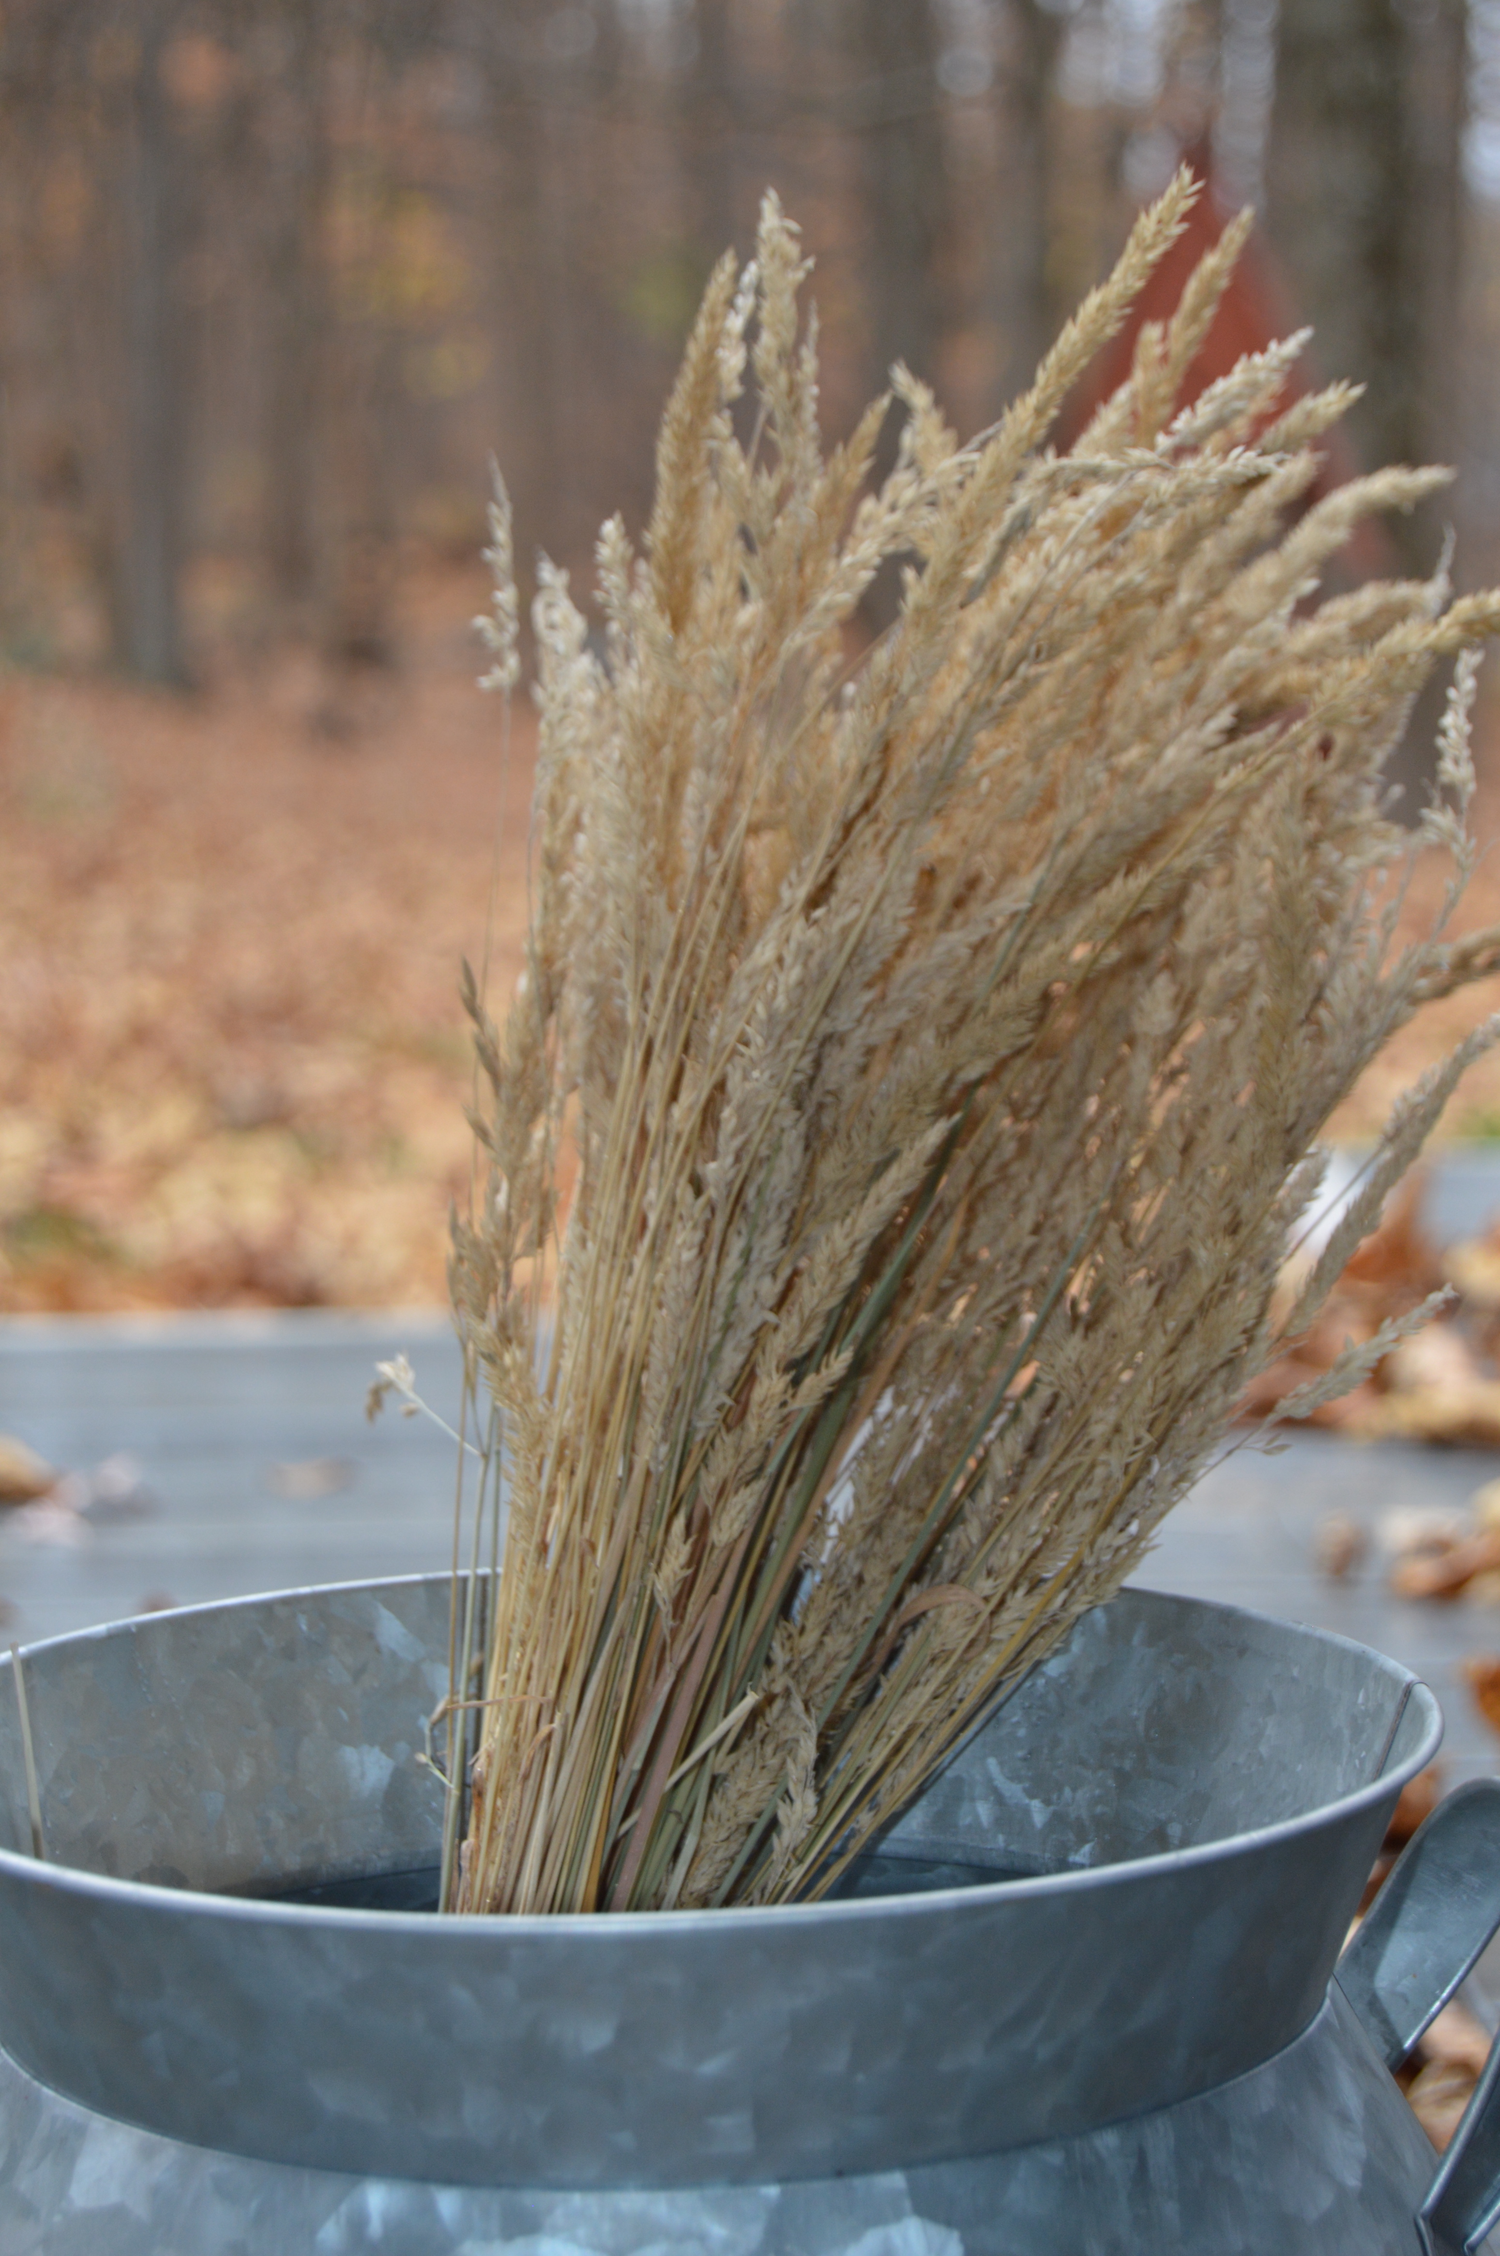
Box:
[436, 175, 1500, 1916]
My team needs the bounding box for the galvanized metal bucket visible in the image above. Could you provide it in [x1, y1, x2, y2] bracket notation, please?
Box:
[0, 1574, 1498, 2254]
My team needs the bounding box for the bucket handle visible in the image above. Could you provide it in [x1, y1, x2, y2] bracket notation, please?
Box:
[1337, 1777, 1500, 2255]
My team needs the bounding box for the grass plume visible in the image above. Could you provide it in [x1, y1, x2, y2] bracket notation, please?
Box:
[441, 176, 1500, 1915]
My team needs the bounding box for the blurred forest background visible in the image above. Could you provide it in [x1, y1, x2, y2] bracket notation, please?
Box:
[6, 0, 1500, 1312]
[0, 0, 1494, 675]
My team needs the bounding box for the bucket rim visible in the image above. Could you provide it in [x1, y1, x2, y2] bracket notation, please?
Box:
[0, 1573, 1443, 1933]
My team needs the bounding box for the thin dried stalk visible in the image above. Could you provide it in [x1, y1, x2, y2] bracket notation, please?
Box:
[447, 176, 1500, 1917]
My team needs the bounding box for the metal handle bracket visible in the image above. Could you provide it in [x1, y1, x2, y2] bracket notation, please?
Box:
[1337, 1777, 1500, 2254]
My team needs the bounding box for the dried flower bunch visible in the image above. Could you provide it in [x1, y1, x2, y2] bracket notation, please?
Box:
[442, 174, 1500, 1917]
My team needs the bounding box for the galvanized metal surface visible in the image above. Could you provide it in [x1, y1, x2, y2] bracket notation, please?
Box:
[1342, 1780, 1500, 2067]
[1328, 1782, 1500, 2253]
[1424, 2016, 1500, 2256]
[0, 1579, 1438, 2192]
[0, 1983, 1452, 2256]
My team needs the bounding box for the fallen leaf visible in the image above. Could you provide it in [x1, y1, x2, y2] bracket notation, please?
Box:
[0, 1436, 55, 1504]
[51, 1455, 153, 1522]
[1446, 1236, 1500, 1314]
[1420, 2000, 1493, 2076]
[1344, 1172, 1443, 1295]
[81, 1453, 152, 1517]
[7, 1498, 87, 1547]
[1392, 1536, 1500, 1600]
[1385, 1324, 1487, 1397]
[1464, 1657, 1500, 1737]
[1379, 1506, 1470, 1558]
[1236, 1354, 1377, 1429]
[1314, 1512, 1368, 1580]
[1388, 1767, 1443, 1847]
[1474, 1477, 1500, 1538]
[266, 1456, 356, 1500]
[1407, 2055, 1479, 2150]
[1364, 1383, 1500, 1448]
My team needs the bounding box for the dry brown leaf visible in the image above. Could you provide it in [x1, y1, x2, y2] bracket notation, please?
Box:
[1344, 1172, 1444, 1297]
[1407, 2055, 1480, 2150]
[1384, 1324, 1487, 1397]
[1464, 1655, 1500, 1735]
[0, 1436, 55, 1504]
[1314, 1512, 1368, 1580]
[1359, 1765, 1445, 1912]
[1392, 1536, 1500, 1600]
[1243, 1177, 1500, 1434]
[1381, 1506, 1470, 1556]
[9, 1498, 87, 1547]
[266, 1457, 356, 1500]
[1472, 1478, 1500, 1537]
[1445, 1236, 1500, 1313]
[1388, 1766, 1444, 1847]
[1421, 2000, 1494, 2077]
[1364, 1384, 1500, 1449]
[1238, 1354, 1377, 1429]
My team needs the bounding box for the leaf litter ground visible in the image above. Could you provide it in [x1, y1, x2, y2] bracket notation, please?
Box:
[0, 568, 529, 1312]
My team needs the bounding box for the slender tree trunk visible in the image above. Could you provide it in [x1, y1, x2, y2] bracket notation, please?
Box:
[118, 5, 188, 684]
[1403, 0, 1468, 481]
[322, 52, 399, 673]
[1267, 0, 1465, 543]
[851, 0, 949, 393]
[486, 10, 565, 589]
[263, 2, 329, 611]
[684, 0, 738, 261]
[1000, 0, 1066, 400]
[849, 0, 950, 631]
[324, 332, 399, 671]
[1267, 0, 1468, 809]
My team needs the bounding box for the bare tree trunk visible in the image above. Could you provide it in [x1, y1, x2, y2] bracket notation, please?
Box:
[1403, 0, 1468, 482]
[118, 4, 188, 685]
[1267, 0, 1468, 808]
[684, 0, 738, 261]
[321, 47, 400, 675]
[485, 8, 566, 590]
[324, 332, 399, 671]
[847, 0, 949, 632]
[999, 0, 1066, 400]
[851, 0, 949, 394]
[262, 1, 330, 612]
[1267, 0, 1465, 542]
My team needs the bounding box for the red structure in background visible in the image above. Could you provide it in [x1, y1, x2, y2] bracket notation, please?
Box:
[1059, 142, 1392, 579]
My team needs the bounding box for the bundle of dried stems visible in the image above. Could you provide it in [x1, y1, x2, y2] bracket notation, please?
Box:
[431, 175, 1500, 1916]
